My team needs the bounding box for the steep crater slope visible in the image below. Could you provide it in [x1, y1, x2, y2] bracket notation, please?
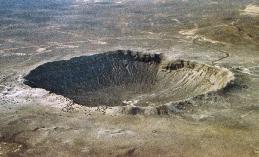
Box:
[24, 50, 234, 107]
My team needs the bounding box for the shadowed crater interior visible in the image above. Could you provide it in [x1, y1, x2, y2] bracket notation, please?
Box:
[24, 50, 234, 107]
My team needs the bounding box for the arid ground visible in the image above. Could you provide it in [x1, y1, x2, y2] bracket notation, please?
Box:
[0, 0, 259, 157]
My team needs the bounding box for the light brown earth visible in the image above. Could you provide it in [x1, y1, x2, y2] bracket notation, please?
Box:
[0, 0, 259, 157]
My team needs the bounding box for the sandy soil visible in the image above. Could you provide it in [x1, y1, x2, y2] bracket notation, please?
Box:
[0, 0, 259, 157]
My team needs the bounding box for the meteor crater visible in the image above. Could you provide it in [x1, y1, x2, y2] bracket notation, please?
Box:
[24, 50, 234, 107]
